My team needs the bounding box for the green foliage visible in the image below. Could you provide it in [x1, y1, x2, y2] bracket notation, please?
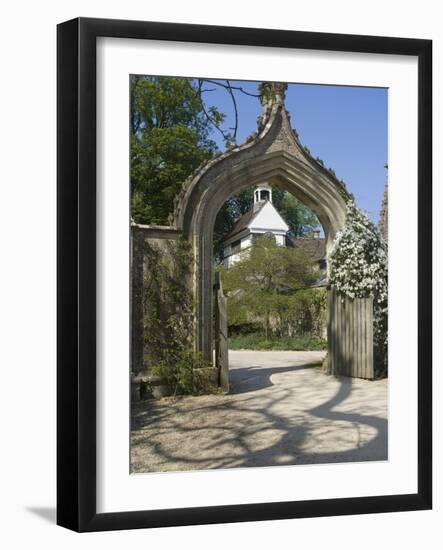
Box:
[139, 379, 154, 400]
[143, 237, 192, 350]
[130, 76, 319, 256]
[229, 333, 327, 351]
[142, 236, 194, 366]
[142, 236, 217, 396]
[221, 235, 324, 340]
[273, 189, 320, 237]
[131, 76, 223, 224]
[329, 200, 388, 376]
[151, 350, 216, 396]
[277, 287, 327, 338]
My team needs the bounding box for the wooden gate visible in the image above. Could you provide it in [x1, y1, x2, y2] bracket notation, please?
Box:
[214, 273, 229, 392]
[327, 286, 374, 379]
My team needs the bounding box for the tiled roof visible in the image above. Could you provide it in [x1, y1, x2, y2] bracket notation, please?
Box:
[288, 236, 326, 261]
[222, 203, 266, 242]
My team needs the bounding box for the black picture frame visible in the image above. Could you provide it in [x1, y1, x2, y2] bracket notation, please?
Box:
[57, 17, 432, 532]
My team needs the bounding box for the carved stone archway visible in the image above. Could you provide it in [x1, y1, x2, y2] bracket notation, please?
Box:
[132, 83, 375, 380]
[171, 83, 350, 360]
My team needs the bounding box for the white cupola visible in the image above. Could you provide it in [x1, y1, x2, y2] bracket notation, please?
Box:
[253, 183, 272, 210]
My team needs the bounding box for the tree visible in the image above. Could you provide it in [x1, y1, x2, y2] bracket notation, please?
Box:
[221, 235, 319, 339]
[130, 76, 320, 246]
[131, 76, 225, 224]
[273, 190, 319, 237]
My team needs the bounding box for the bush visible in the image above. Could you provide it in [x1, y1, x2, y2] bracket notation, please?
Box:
[221, 235, 323, 340]
[151, 350, 218, 396]
[228, 333, 327, 351]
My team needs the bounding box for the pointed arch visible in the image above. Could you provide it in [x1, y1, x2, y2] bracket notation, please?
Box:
[169, 99, 350, 359]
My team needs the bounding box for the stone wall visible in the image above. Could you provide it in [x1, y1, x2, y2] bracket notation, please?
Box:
[130, 224, 182, 374]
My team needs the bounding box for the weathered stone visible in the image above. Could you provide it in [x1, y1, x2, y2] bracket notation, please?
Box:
[130, 226, 182, 374]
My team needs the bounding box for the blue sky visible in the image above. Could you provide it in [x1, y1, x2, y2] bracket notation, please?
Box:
[202, 80, 388, 223]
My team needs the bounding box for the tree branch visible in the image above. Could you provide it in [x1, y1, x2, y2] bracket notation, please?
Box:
[193, 80, 234, 145]
[186, 78, 260, 147]
[225, 80, 238, 138]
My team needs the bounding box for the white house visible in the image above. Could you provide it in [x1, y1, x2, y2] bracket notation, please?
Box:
[222, 183, 289, 268]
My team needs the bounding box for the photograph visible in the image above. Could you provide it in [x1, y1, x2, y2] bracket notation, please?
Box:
[129, 76, 389, 474]
[0, 2, 435, 543]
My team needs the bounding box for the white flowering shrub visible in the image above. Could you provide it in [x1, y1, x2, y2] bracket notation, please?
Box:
[329, 200, 388, 376]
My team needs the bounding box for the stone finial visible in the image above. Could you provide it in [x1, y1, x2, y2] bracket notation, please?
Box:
[258, 82, 288, 107]
[256, 82, 288, 133]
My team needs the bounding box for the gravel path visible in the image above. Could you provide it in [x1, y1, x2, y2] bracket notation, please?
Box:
[131, 350, 387, 473]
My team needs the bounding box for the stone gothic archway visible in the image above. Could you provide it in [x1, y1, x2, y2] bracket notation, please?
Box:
[171, 83, 350, 361]
[132, 82, 375, 380]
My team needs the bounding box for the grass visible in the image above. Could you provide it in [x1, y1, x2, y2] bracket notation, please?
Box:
[228, 333, 327, 351]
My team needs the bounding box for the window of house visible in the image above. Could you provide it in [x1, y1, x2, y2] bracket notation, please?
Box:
[231, 239, 241, 254]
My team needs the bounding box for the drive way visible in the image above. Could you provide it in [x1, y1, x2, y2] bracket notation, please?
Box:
[131, 350, 387, 473]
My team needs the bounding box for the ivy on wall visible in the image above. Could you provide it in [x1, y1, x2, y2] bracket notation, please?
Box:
[142, 236, 194, 367]
[141, 236, 216, 395]
[329, 200, 388, 376]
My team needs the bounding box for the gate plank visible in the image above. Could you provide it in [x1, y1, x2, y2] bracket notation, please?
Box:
[218, 287, 229, 392]
[327, 286, 374, 379]
[214, 273, 229, 392]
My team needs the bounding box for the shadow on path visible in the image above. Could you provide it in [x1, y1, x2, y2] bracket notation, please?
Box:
[131, 359, 387, 472]
[229, 362, 320, 394]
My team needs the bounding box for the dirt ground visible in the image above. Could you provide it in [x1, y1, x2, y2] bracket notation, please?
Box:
[131, 350, 387, 473]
